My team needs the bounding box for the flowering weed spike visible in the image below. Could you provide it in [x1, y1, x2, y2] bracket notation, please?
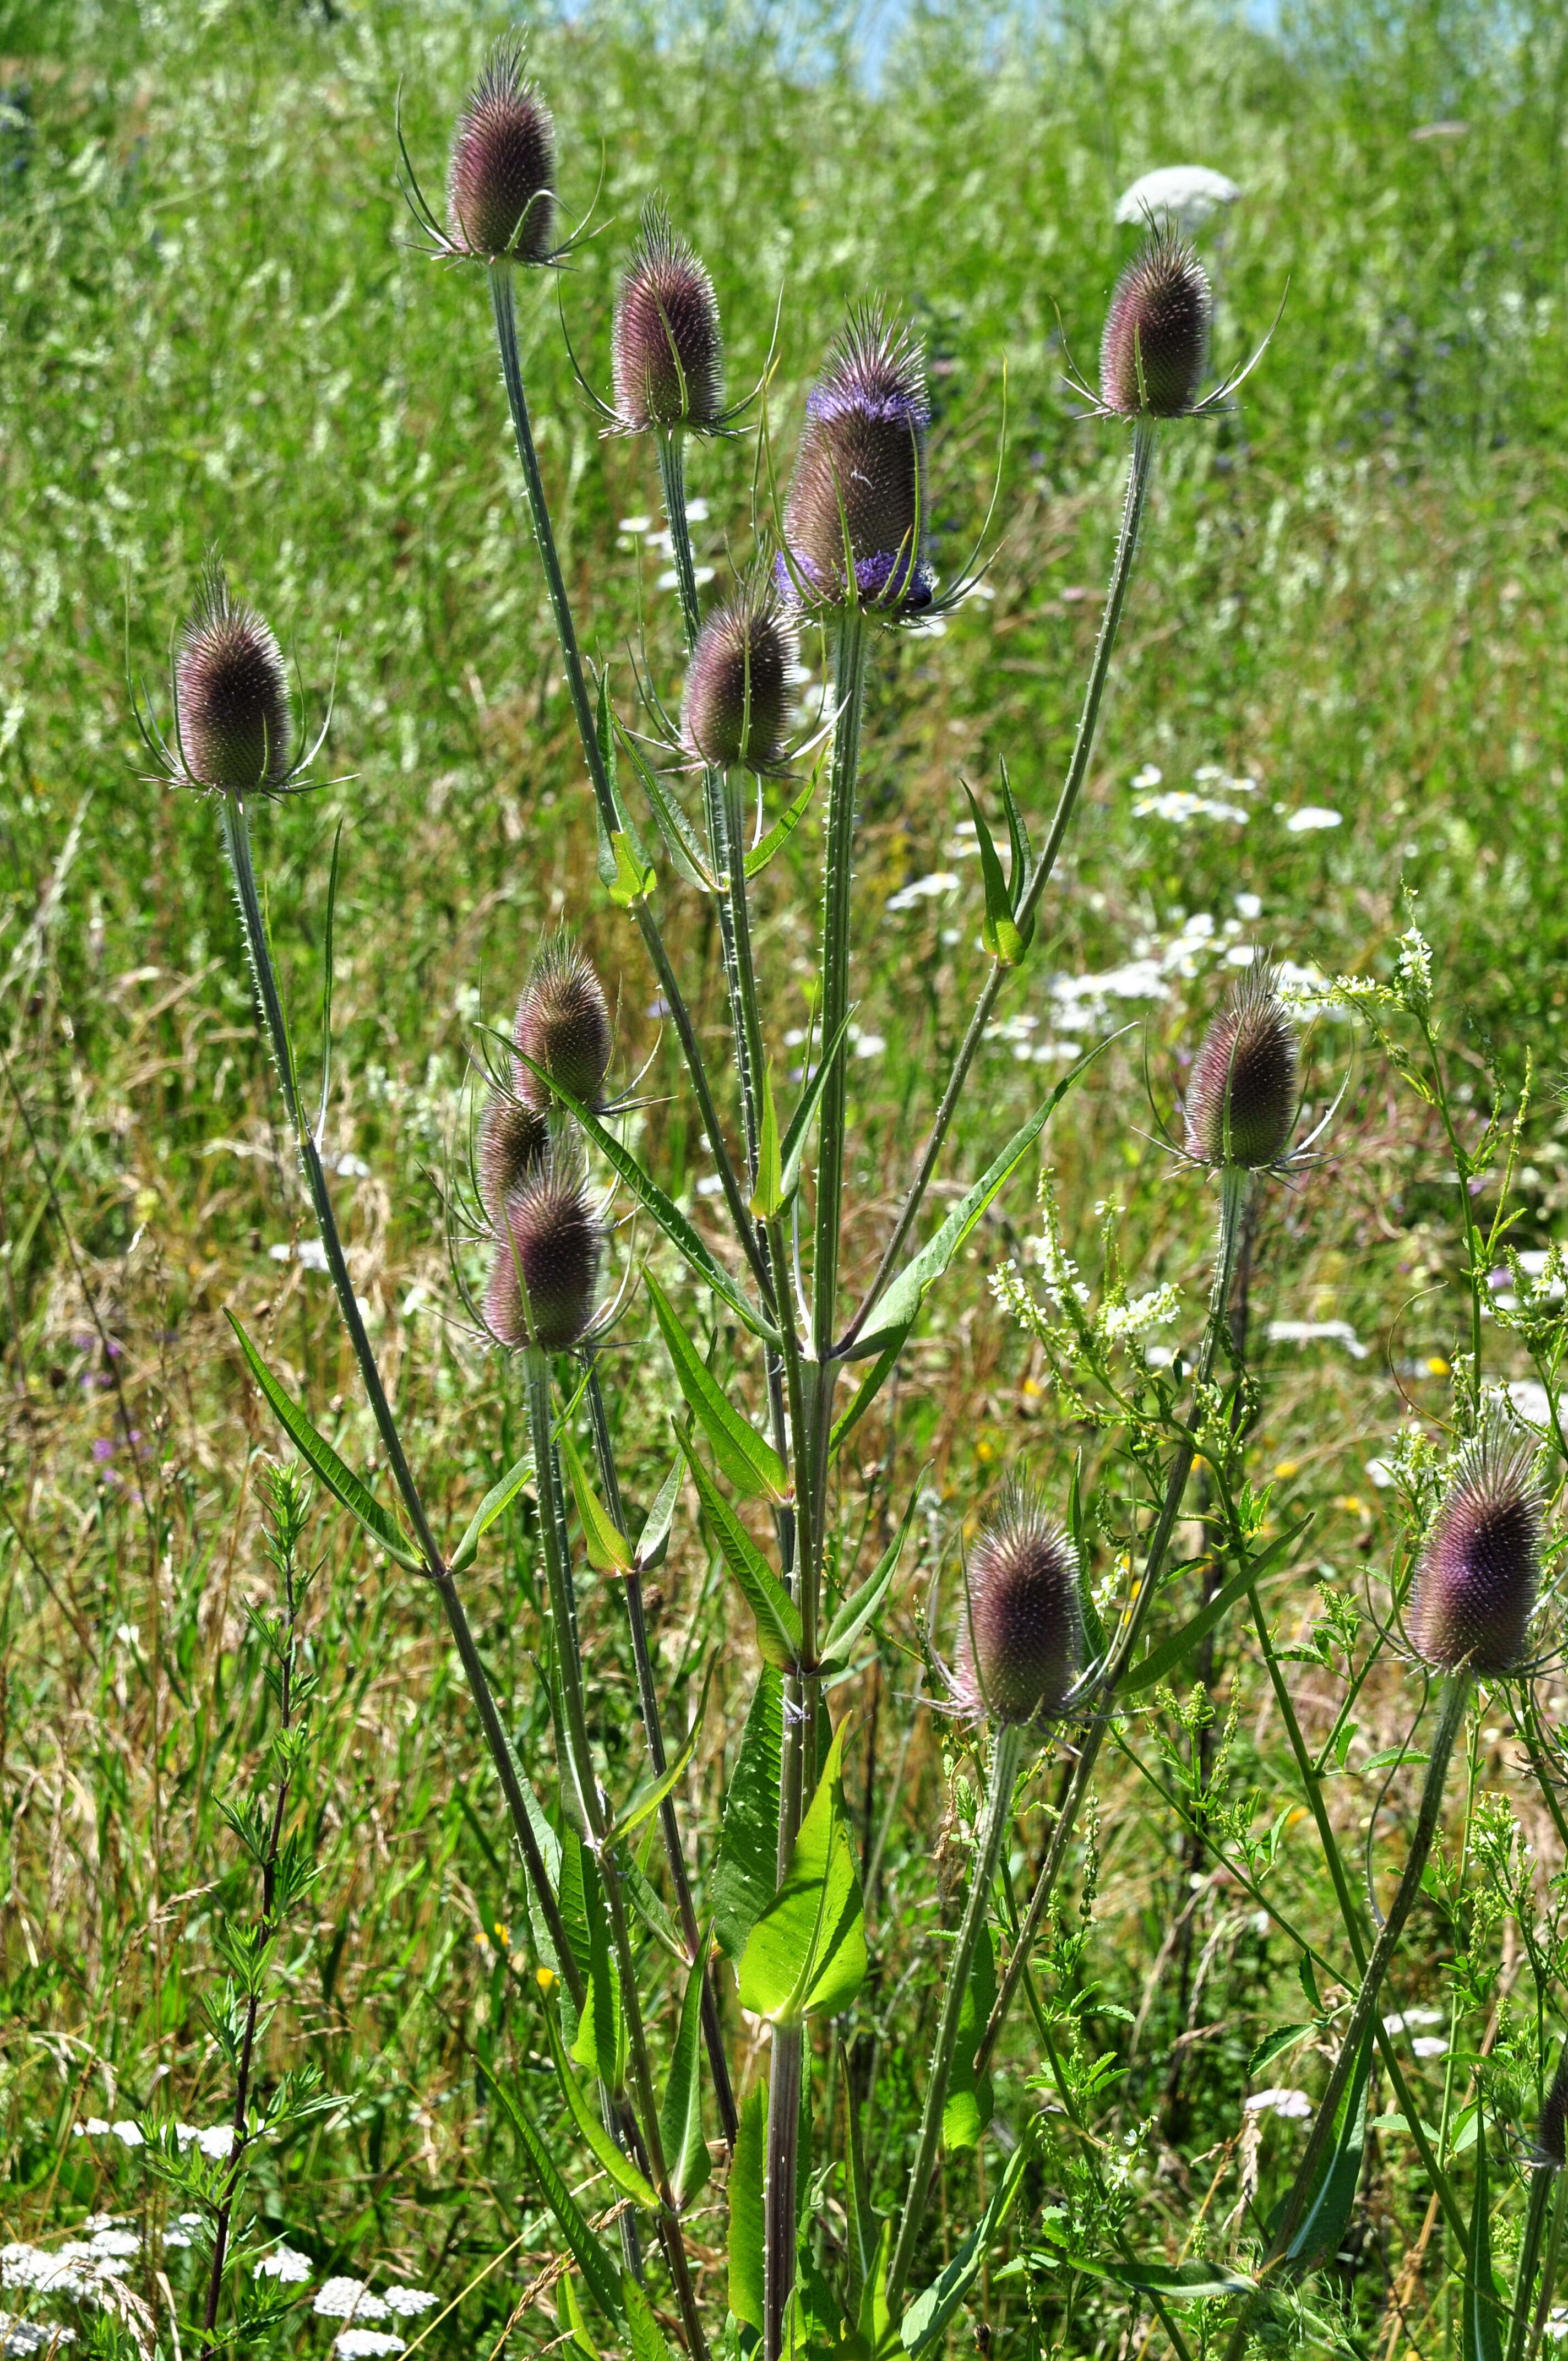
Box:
[1411, 1410, 1542, 1676]
[952, 1487, 1083, 1729]
[446, 36, 556, 263]
[682, 581, 797, 774]
[781, 306, 933, 616]
[175, 559, 293, 795]
[513, 934, 612, 1112]
[483, 1151, 602, 1353]
[1184, 958, 1299, 1170]
[1099, 226, 1213, 419]
[612, 199, 723, 433]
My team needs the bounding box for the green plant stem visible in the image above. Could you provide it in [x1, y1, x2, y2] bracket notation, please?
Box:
[841, 418, 1157, 1353]
[584, 1360, 738, 2148]
[1218, 1669, 1473, 2360]
[764, 2019, 804, 2361]
[812, 605, 869, 1371]
[220, 793, 583, 2008]
[1529, 2174, 1566, 2361]
[887, 1718, 1026, 2306]
[974, 1156, 1244, 2080]
[1510, 2165, 1559, 2361]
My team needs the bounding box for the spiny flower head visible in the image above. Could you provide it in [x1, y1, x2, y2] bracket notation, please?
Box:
[952, 1488, 1084, 1729]
[476, 1090, 549, 1227]
[1099, 228, 1213, 418]
[781, 308, 933, 616]
[1411, 1412, 1542, 1677]
[446, 38, 556, 263]
[174, 561, 293, 795]
[483, 1151, 602, 1353]
[682, 583, 797, 774]
[612, 200, 723, 432]
[1184, 960, 1298, 1170]
[513, 935, 612, 1113]
[1537, 2047, 1568, 2169]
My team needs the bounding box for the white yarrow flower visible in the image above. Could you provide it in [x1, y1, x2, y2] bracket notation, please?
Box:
[1244, 2087, 1313, 2120]
[333, 2335, 405, 2359]
[1284, 806, 1342, 834]
[1114, 164, 1241, 231]
[314, 2280, 388, 2322]
[381, 2289, 438, 2318]
[255, 2245, 313, 2284]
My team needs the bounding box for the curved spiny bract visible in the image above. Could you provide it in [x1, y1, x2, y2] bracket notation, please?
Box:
[952, 1489, 1084, 1730]
[1411, 1413, 1542, 1677]
[781, 307, 933, 617]
[681, 583, 797, 774]
[612, 199, 723, 433]
[175, 561, 293, 795]
[512, 935, 612, 1113]
[483, 1152, 602, 1353]
[1184, 960, 1299, 1171]
[1099, 227, 1213, 420]
[446, 37, 556, 263]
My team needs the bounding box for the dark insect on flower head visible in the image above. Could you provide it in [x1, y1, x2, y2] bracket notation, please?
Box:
[1184, 960, 1298, 1170]
[781, 307, 933, 616]
[446, 38, 556, 263]
[1099, 228, 1213, 419]
[1411, 1413, 1542, 1678]
[483, 1152, 602, 1353]
[513, 935, 612, 1112]
[952, 1489, 1084, 1729]
[612, 200, 723, 433]
[175, 561, 293, 795]
[476, 1090, 549, 1226]
[682, 583, 796, 774]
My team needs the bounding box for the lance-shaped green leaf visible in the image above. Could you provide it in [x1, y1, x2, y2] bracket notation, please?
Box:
[1068, 1452, 1107, 1664]
[618, 725, 717, 894]
[511, 1045, 778, 1346]
[634, 1460, 681, 1574]
[571, 1854, 628, 2094]
[623, 2281, 678, 2361]
[710, 1669, 783, 1958]
[540, 1999, 659, 2210]
[1283, 2026, 1373, 2265]
[448, 1447, 535, 1576]
[850, 1044, 1112, 1359]
[736, 1717, 866, 2026]
[751, 1059, 783, 1220]
[745, 749, 823, 880]
[1032, 2243, 1256, 2298]
[647, 1274, 788, 1502]
[591, 669, 652, 899]
[559, 2272, 600, 2358]
[1121, 1518, 1314, 1695]
[606, 829, 656, 908]
[822, 1487, 918, 1669]
[727, 2081, 767, 2332]
[227, 1315, 421, 1569]
[831, 1326, 908, 1461]
[558, 1426, 633, 1574]
[963, 781, 1024, 967]
[778, 1011, 854, 1208]
[613, 1655, 715, 1843]
[996, 758, 1034, 932]
[1462, 2110, 1506, 2361]
[940, 1923, 995, 2152]
[660, 1947, 712, 2209]
[620, 1847, 687, 1964]
[901, 2118, 1039, 2353]
[680, 1438, 801, 1672]
[480, 2062, 625, 2325]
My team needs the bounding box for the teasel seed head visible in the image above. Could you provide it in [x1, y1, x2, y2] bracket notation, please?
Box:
[174, 561, 293, 795]
[476, 1090, 549, 1227]
[1099, 227, 1213, 419]
[952, 1488, 1084, 1729]
[781, 307, 933, 615]
[612, 200, 723, 433]
[1411, 1412, 1542, 1677]
[1184, 959, 1299, 1171]
[682, 582, 797, 774]
[446, 37, 556, 264]
[483, 1151, 602, 1353]
[1537, 2048, 1568, 2169]
[513, 935, 612, 1113]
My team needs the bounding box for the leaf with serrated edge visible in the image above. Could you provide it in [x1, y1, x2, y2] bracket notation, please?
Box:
[227, 1315, 421, 1568]
[727, 2082, 766, 2332]
[710, 1670, 783, 1958]
[736, 1717, 865, 2026]
[646, 1272, 788, 1501]
[659, 1948, 712, 2208]
[680, 1438, 801, 1672]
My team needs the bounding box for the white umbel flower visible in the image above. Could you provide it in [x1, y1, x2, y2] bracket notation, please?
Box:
[1115, 165, 1240, 231]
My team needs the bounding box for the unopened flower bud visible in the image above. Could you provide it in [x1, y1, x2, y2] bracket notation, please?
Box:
[782, 309, 932, 614]
[484, 1156, 602, 1353]
[953, 1490, 1083, 1728]
[1099, 229, 1213, 419]
[175, 562, 292, 794]
[477, 1091, 549, 1226]
[1184, 961, 1298, 1170]
[1412, 1415, 1542, 1677]
[513, 937, 612, 1113]
[612, 200, 723, 433]
[447, 39, 556, 264]
[682, 586, 796, 774]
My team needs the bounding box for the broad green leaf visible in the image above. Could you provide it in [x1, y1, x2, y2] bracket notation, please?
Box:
[728, 2081, 767, 2332]
[541, 2001, 659, 2210]
[634, 1459, 682, 1574]
[964, 782, 1024, 967]
[227, 1314, 421, 1569]
[681, 1439, 802, 1672]
[901, 2120, 1038, 2353]
[558, 1427, 633, 1574]
[736, 1718, 866, 2027]
[647, 1274, 788, 1502]
[623, 2280, 678, 2361]
[615, 1655, 715, 1843]
[1284, 2027, 1373, 2265]
[607, 828, 656, 907]
[777, 1013, 854, 1209]
[745, 751, 823, 879]
[940, 1923, 995, 2152]
[480, 2062, 624, 2324]
[571, 1854, 628, 2095]
[752, 1059, 783, 1220]
[511, 1045, 778, 1345]
[559, 2271, 600, 2358]
[822, 1488, 918, 1668]
[1121, 1517, 1314, 1695]
[660, 1949, 712, 2208]
[710, 1670, 785, 1959]
[1462, 2111, 1506, 2361]
[449, 1448, 535, 1576]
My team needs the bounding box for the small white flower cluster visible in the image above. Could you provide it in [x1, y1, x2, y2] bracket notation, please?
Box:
[885, 869, 960, 915]
[1385, 2006, 1447, 2055]
[2, 2224, 140, 2302]
[1131, 765, 1258, 829]
[1266, 1319, 1369, 1361]
[311, 2276, 437, 2354]
[1, 2317, 76, 2355]
[1244, 2087, 1313, 2120]
[1283, 806, 1342, 834]
[1099, 1286, 1180, 1342]
[255, 2245, 313, 2284]
[74, 2118, 232, 2158]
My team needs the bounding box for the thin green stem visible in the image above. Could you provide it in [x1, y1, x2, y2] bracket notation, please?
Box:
[1510, 2166, 1559, 2361]
[813, 607, 870, 1367]
[1528, 2173, 1566, 2361]
[887, 1719, 1025, 2306]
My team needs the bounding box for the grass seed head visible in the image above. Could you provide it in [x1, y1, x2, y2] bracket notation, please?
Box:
[1184, 960, 1298, 1169]
[476, 1091, 549, 1226]
[953, 1488, 1083, 1728]
[612, 200, 723, 432]
[484, 1152, 602, 1352]
[175, 561, 292, 794]
[681, 583, 796, 773]
[447, 39, 556, 263]
[513, 935, 612, 1112]
[782, 307, 932, 614]
[1412, 1413, 1542, 1677]
[1099, 228, 1213, 418]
